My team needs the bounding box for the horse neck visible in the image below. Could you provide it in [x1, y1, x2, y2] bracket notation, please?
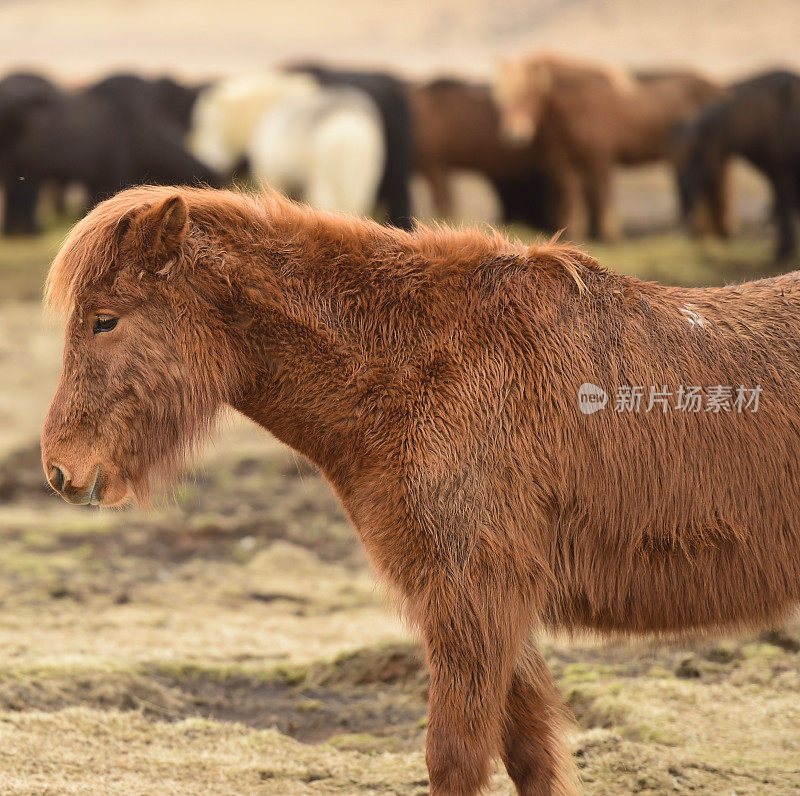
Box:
[222, 211, 412, 484]
[690, 105, 738, 166]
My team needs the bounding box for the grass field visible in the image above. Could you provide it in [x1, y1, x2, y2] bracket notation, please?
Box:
[1, 204, 799, 794]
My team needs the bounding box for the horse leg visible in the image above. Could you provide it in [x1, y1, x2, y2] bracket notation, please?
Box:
[419, 577, 529, 795]
[771, 170, 798, 262]
[707, 162, 733, 238]
[552, 165, 585, 236]
[501, 642, 577, 796]
[583, 159, 618, 241]
[2, 177, 41, 235]
[424, 165, 454, 218]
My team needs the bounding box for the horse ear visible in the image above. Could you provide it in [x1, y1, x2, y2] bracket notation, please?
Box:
[120, 195, 189, 267]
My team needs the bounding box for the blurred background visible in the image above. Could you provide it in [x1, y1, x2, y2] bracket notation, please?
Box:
[0, 1, 799, 793]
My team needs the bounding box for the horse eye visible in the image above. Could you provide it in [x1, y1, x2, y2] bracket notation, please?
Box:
[93, 316, 119, 335]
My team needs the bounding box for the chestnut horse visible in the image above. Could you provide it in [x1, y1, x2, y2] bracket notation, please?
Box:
[493, 54, 726, 239]
[42, 185, 800, 794]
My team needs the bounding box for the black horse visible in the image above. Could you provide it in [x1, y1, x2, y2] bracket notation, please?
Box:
[0, 72, 216, 235]
[676, 70, 800, 261]
[287, 63, 414, 229]
[0, 73, 131, 234]
[88, 74, 216, 189]
[89, 73, 205, 134]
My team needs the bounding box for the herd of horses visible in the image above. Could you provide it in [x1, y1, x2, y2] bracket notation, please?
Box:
[1, 54, 799, 258]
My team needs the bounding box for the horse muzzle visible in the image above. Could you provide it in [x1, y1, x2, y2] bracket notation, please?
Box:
[499, 117, 537, 146]
[46, 462, 103, 505]
[44, 460, 132, 507]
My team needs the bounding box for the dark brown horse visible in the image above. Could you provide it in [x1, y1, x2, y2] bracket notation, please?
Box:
[676, 70, 800, 261]
[408, 78, 557, 230]
[42, 186, 800, 794]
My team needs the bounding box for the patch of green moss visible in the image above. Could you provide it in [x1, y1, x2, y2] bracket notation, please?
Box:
[293, 698, 323, 712]
[327, 732, 406, 754]
[741, 643, 786, 661]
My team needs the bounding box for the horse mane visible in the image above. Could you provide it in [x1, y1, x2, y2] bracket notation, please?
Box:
[45, 186, 266, 318]
[45, 185, 603, 319]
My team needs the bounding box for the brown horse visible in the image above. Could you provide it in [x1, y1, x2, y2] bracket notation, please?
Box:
[42, 185, 800, 794]
[493, 54, 727, 239]
[408, 78, 557, 229]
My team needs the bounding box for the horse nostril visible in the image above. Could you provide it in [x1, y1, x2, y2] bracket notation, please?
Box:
[49, 464, 66, 493]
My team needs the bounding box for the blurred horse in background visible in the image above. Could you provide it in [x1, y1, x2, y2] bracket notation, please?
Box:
[88, 73, 218, 190]
[191, 72, 386, 220]
[0, 72, 62, 234]
[189, 72, 317, 175]
[287, 64, 414, 228]
[493, 53, 725, 239]
[0, 72, 134, 235]
[90, 73, 206, 136]
[249, 86, 384, 216]
[637, 69, 734, 237]
[408, 77, 558, 230]
[0, 72, 216, 235]
[676, 70, 800, 262]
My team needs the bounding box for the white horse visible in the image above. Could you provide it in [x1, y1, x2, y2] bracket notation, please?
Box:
[248, 86, 385, 216]
[188, 72, 317, 174]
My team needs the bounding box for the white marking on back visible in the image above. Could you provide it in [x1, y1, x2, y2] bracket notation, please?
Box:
[680, 305, 706, 329]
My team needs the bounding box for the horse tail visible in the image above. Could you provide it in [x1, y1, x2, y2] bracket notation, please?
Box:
[373, 77, 414, 229]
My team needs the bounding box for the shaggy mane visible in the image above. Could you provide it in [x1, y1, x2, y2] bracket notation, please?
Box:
[45, 185, 602, 318]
